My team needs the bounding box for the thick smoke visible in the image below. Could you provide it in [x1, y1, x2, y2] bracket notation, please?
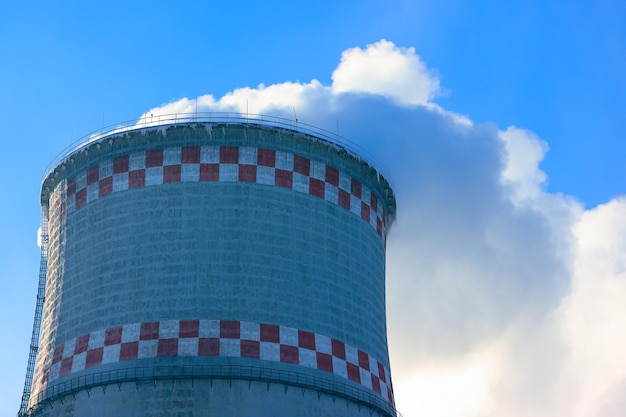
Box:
[140, 40, 626, 417]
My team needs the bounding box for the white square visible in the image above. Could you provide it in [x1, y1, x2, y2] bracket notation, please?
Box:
[122, 323, 140, 343]
[200, 320, 220, 338]
[159, 320, 179, 339]
[292, 173, 309, 194]
[129, 152, 146, 170]
[163, 147, 181, 165]
[63, 338, 76, 359]
[369, 357, 380, 376]
[200, 146, 220, 163]
[350, 195, 362, 216]
[256, 166, 275, 185]
[315, 334, 332, 355]
[102, 344, 121, 364]
[138, 340, 158, 359]
[145, 166, 163, 186]
[181, 164, 199, 182]
[275, 151, 293, 170]
[99, 159, 113, 178]
[339, 172, 351, 192]
[299, 348, 317, 368]
[325, 183, 338, 205]
[279, 326, 298, 346]
[89, 329, 105, 350]
[75, 171, 87, 191]
[360, 369, 372, 389]
[332, 356, 348, 378]
[72, 352, 87, 373]
[112, 173, 129, 192]
[86, 183, 99, 203]
[345, 344, 358, 365]
[259, 342, 280, 362]
[178, 338, 199, 356]
[310, 160, 325, 180]
[239, 147, 257, 165]
[219, 164, 238, 182]
[220, 339, 240, 357]
[240, 322, 260, 341]
[49, 362, 61, 381]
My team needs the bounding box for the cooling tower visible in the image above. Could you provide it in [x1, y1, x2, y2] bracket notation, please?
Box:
[20, 115, 397, 417]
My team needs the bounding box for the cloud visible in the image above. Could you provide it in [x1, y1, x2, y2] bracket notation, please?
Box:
[331, 39, 441, 105]
[140, 40, 626, 417]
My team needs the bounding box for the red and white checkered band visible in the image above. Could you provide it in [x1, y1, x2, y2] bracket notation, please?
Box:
[33, 319, 394, 406]
[47, 146, 388, 240]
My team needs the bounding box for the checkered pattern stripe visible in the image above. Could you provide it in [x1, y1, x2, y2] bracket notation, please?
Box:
[49, 146, 388, 240]
[35, 319, 394, 405]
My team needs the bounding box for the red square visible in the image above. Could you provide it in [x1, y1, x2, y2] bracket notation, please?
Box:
[351, 178, 362, 199]
[157, 339, 178, 357]
[361, 202, 370, 222]
[67, 178, 76, 196]
[200, 164, 219, 181]
[220, 320, 240, 339]
[241, 340, 260, 359]
[325, 166, 339, 186]
[60, 357, 73, 376]
[239, 164, 257, 182]
[387, 387, 394, 404]
[120, 342, 139, 361]
[113, 155, 129, 174]
[129, 169, 145, 188]
[87, 165, 99, 185]
[280, 345, 299, 364]
[275, 169, 293, 188]
[338, 189, 350, 210]
[371, 193, 378, 210]
[163, 165, 181, 183]
[371, 375, 382, 394]
[199, 338, 220, 356]
[347, 362, 361, 383]
[309, 178, 325, 199]
[260, 324, 280, 342]
[140, 322, 160, 340]
[105, 326, 122, 346]
[146, 149, 164, 168]
[179, 320, 199, 338]
[358, 350, 370, 370]
[298, 330, 315, 350]
[86, 348, 103, 369]
[331, 339, 346, 359]
[182, 146, 200, 163]
[377, 218, 383, 235]
[75, 335, 90, 355]
[52, 345, 64, 364]
[220, 146, 239, 164]
[75, 188, 86, 208]
[99, 177, 112, 197]
[293, 155, 310, 176]
[257, 148, 276, 167]
[316, 352, 333, 373]
[378, 362, 386, 383]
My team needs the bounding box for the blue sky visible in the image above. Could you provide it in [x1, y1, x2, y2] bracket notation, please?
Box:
[1, 1, 625, 416]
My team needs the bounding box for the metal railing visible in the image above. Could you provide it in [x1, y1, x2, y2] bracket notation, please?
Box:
[27, 364, 401, 417]
[43, 112, 393, 187]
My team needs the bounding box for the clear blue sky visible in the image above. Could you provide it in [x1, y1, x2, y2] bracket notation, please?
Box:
[1, 1, 624, 416]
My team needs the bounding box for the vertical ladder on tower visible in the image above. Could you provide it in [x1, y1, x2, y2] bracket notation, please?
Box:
[18, 209, 49, 417]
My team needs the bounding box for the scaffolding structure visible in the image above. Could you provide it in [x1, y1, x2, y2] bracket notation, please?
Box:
[18, 209, 49, 417]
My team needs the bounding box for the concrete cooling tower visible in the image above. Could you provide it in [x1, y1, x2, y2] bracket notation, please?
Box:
[18, 114, 398, 417]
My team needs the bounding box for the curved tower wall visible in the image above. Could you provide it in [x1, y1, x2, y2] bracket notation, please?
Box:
[27, 122, 397, 416]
